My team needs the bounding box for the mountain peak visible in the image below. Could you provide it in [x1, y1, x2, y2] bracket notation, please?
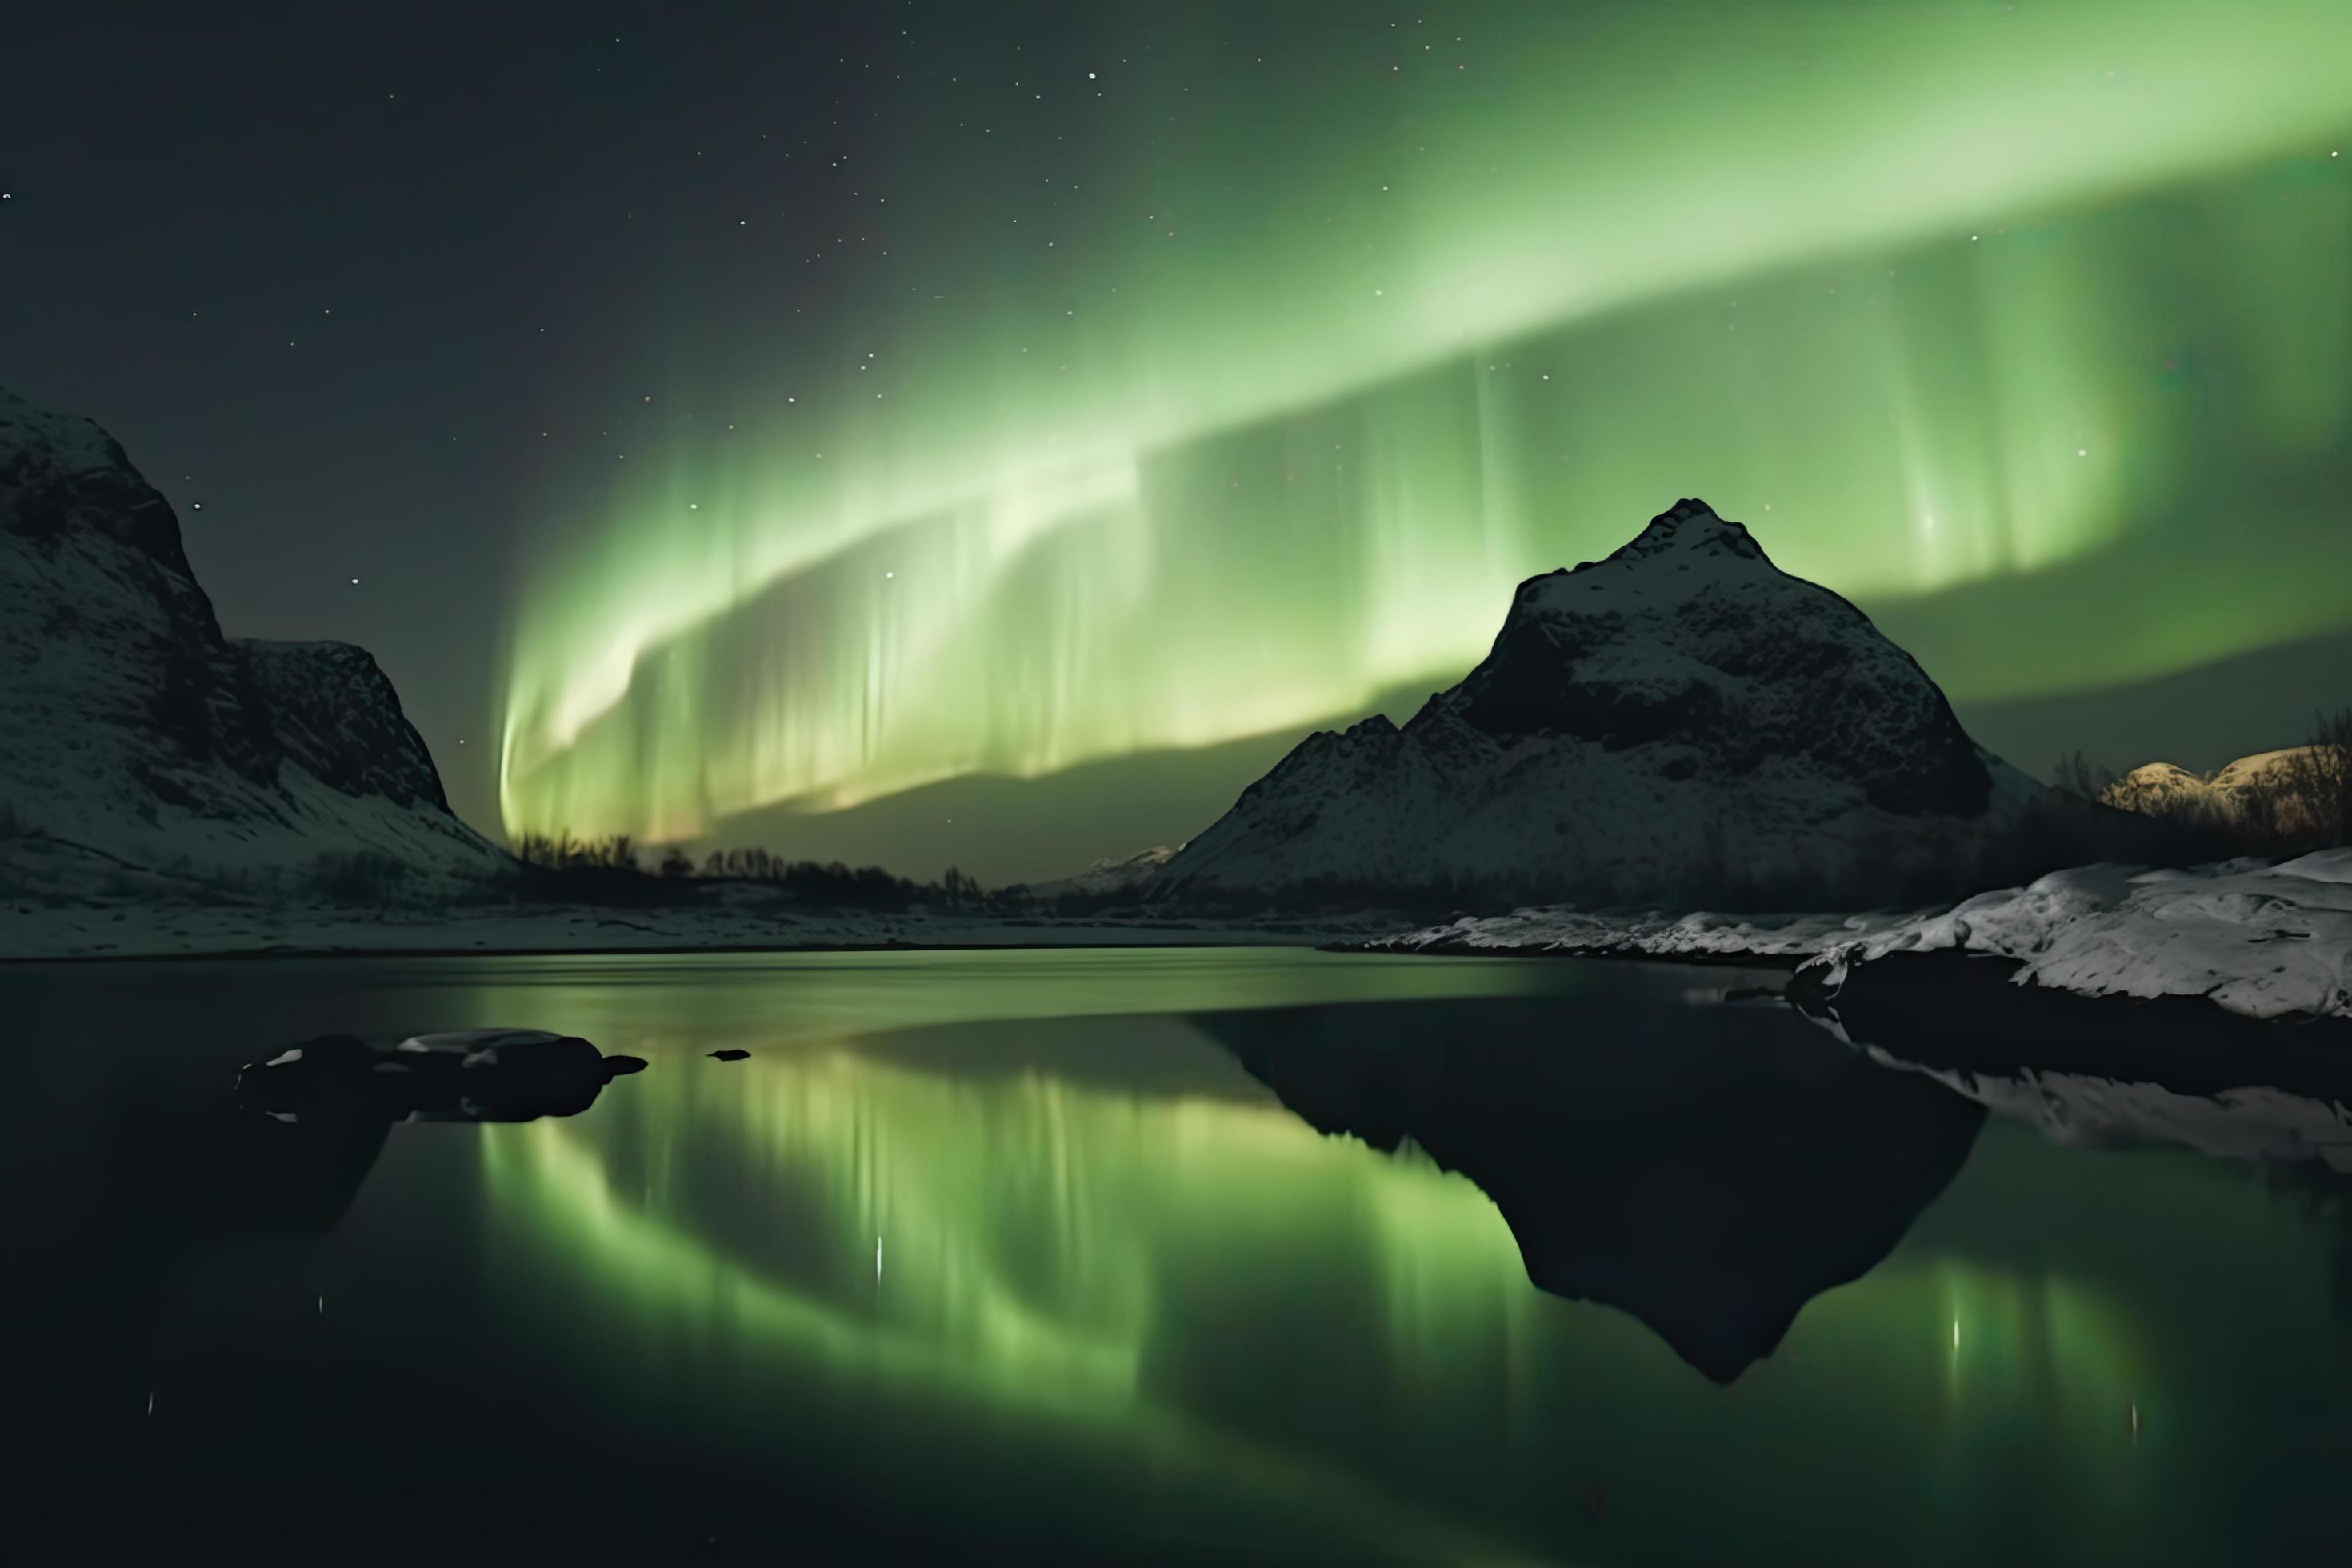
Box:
[1602, 498, 1764, 568]
[1153, 495, 2044, 910]
[1517, 498, 1771, 621]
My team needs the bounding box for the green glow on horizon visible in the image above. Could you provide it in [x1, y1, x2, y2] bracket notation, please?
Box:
[500, 2, 2352, 843]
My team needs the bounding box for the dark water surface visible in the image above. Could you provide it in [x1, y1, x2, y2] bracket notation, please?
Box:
[4, 949, 2347, 1564]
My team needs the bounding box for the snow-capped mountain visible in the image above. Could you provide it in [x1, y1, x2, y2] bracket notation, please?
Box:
[2105, 747, 2326, 826]
[1154, 498, 2050, 910]
[0, 385, 501, 887]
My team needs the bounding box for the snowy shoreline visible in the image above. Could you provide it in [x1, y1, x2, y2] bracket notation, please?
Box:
[1374, 850, 2352, 1023]
[10, 851, 2350, 1034]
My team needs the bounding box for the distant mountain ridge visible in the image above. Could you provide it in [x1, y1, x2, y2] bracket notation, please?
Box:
[2102, 748, 2324, 822]
[0, 385, 498, 885]
[1153, 498, 2051, 910]
[1023, 843, 1182, 901]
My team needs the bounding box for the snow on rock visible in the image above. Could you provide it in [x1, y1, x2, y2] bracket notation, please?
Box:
[1819, 850, 2352, 1020]
[1374, 904, 1914, 961]
[1151, 498, 2057, 910]
[241, 638, 453, 812]
[1377, 850, 2352, 1022]
[0, 384, 502, 891]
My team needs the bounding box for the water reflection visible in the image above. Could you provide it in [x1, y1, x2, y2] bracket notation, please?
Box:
[459, 976, 2188, 1560]
[1197, 996, 1986, 1382]
[6, 950, 2349, 1562]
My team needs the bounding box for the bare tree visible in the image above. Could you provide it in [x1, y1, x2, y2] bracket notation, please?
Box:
[2275, 706, 2352, 847]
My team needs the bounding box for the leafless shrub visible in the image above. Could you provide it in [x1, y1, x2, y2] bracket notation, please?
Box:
[514, 831, 642, 871]
[2272, 706, 2352, 847]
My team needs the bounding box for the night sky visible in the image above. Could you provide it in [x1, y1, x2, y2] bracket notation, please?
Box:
[8, 2, 2349, 883]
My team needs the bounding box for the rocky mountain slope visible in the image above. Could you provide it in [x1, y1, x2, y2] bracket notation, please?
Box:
[0, 385, 500, 890]
[1153, 499, 2050, 910]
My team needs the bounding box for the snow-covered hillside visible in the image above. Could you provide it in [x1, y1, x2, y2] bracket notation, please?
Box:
[1153, 499, 2052, 909]
[0, 386, 501, 892]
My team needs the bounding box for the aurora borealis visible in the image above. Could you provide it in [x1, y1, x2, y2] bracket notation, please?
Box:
[10, 2, 2348, 873]
[494, 1, 2352, 868]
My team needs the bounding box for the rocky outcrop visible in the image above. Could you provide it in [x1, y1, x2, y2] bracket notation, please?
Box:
[0, 384, 498, 882]
[240, 639, 450, 812]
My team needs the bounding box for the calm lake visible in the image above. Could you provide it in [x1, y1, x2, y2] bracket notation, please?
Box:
[5, 948, 2347, 1563]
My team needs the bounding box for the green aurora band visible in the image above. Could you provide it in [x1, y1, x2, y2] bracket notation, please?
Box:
[499, 2, 2352, 848]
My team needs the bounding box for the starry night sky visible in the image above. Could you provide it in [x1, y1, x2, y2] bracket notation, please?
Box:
[6, 3, 915, 820]
[7, 2, 2350, 883]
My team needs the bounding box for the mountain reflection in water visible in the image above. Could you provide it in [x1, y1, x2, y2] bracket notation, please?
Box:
[1198, 996, 1988, 1382]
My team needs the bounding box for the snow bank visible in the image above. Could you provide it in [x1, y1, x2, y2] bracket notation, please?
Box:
[1378, 849, 2352, 1021]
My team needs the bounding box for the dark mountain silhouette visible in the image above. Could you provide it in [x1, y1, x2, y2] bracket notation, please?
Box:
[1194, 992, 1986, 1382]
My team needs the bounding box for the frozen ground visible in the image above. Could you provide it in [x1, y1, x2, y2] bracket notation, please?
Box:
[1378, 850, 2352, 1022]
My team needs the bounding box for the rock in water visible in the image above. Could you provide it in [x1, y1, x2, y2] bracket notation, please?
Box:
[238, 1029, 633, 1122]
[1152, 499, 2051, 910]
[0, 384, 501, 887]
